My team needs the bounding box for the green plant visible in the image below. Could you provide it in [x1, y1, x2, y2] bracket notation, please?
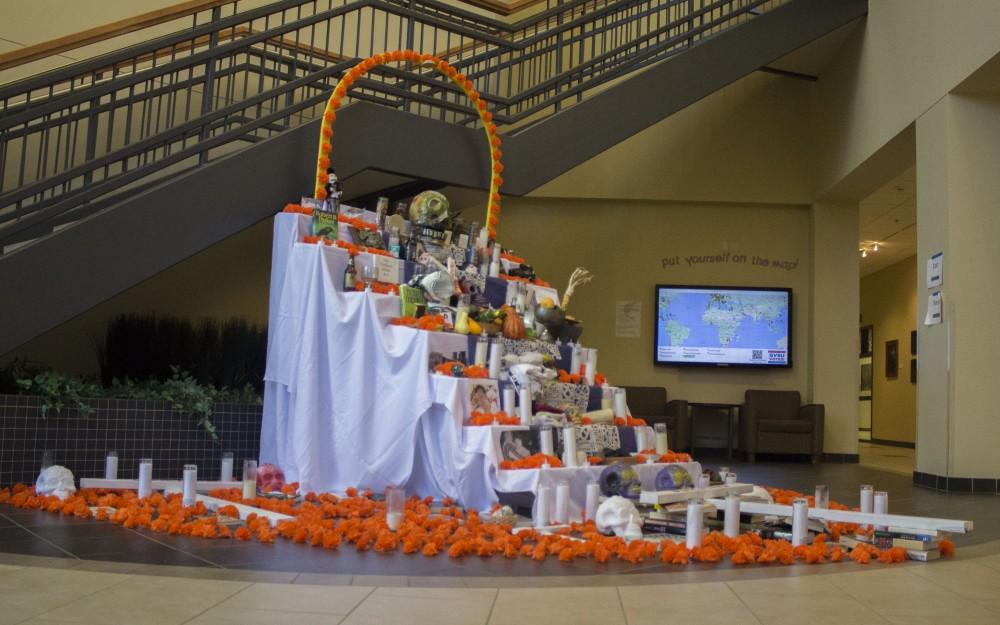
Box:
[16, 371, 100, 417]
[158, 367, 219, 442]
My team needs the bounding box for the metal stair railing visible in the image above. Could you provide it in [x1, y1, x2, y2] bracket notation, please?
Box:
[0, 0, 784, 249]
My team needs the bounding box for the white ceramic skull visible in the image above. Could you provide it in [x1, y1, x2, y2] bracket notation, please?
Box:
[35, 465, 76, 500]
[595, 495, 643, 538]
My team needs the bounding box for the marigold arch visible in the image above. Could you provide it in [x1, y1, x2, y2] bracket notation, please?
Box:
[314, 50, 503, 238]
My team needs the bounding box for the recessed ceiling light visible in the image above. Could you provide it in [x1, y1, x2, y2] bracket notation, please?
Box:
[861, 250, 868, 258]
[872, 243, 879, 252]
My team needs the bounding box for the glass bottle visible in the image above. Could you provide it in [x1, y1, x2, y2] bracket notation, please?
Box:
[343, 255, 357, 291]
[375, 196, 389, 230]
[455, 294, 471, 335]
[388, 227, 401, 258]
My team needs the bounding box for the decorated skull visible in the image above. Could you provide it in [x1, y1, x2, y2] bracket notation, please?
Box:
[408, 190, 450, 226]
[654, 464, 694, 491]
[35, 465, 76, 500]
[595, 495, 643, 537]
[256, 463, 286, 493]
[599, 463, 642, 499]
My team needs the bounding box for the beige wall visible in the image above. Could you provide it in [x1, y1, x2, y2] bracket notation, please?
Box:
[860, 255, 916, 444]
[813, 0, 1000, 197]
[499, 196, 811, 406]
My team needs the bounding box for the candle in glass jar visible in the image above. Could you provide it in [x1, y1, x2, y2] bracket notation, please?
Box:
[104, 451, 118, 480]
[518, 388, 532, 425]
[860, 485, 874, 513]
[600, 384, 612, 410]
[562, 426, 578, 467]
[539, 425, 554, 457]
[385, 486, 405, 531]
[242, 459, 257, 500]
[137, 458, 153, 499]
[570, 343, 581, 377]
[634, 426, 647, 453]
[792, 498, 809, 546]
[535, 485, 551, 528]
[502, 386, 516, 415]
[654, 423, 669, 454]
[585, 482, 600, 522]
[488, 338, 503, 379]
[474, 333, 488, 367]
[613, 388, 627, 418]
[182, 464, 198, 507]
[686, 501, 703, 549]
[724, 494, 741, 538]
[220, 452, 234, 482]
[554, 482, 570, 525]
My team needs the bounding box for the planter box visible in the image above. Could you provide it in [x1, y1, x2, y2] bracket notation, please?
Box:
[0, 394, 261, 487]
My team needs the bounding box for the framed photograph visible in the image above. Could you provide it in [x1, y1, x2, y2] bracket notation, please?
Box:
[910, 330, 917, 355]
[499, 430, 538, 462]
[910, 358, 917, 384]
[468, 380, 500, 414]
[885, 339, 899, 379]
[351, 227, 385, 249]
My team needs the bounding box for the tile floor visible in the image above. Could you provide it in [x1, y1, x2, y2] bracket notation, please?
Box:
[1, 548, 1000, 624]
[859, 443, 915, 476]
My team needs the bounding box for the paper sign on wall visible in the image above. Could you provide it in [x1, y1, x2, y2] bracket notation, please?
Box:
[926, 252, 943, 288]
[924, 291, 942, 326]
[615, 301, 642, 338]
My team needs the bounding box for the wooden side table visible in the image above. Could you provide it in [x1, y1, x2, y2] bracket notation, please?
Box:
[688, 402, 739, 460]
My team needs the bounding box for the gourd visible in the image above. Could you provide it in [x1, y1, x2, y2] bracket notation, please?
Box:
[501, 305, 526, 340]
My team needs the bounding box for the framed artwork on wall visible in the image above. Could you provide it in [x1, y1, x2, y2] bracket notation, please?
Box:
[885, 339, 899, 379]
[910, 358, 917, 384]
[910, 330, 917, 355]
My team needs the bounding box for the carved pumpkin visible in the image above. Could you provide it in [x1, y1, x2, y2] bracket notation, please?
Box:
[501, 305, 526, 340]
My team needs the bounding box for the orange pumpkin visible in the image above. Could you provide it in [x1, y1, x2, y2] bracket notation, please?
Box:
[501, 306, 526, 339]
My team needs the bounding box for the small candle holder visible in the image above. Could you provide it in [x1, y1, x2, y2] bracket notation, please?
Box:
[220, 451, 234, 482]
[385, 486, 405, 531]
[242, 459, 257, 500]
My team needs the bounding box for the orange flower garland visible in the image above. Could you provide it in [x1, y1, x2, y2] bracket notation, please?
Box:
[314, 50, 503, 239]
[498, 453, 563, 470]
[0, 483, 950, 566]
[469, 410, 520, 426]
[636, 449, 693, 463]
[432, 361, 489, 378]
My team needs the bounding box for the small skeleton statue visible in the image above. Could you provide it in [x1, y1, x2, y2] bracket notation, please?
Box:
[324, 167, 343, 213]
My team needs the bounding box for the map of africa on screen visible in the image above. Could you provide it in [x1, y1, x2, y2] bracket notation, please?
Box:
[656, 287, 790, 366]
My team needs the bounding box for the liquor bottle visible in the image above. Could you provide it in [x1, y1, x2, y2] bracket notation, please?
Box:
[375, 197, 389, 230]
[343, 255, 357, 291]
[406, 233, 419, 262]
[388, 227, 401, 258]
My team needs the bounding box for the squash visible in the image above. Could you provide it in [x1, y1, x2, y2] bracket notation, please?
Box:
[501, 305, 526, 340]
[467, 318, 482, 336]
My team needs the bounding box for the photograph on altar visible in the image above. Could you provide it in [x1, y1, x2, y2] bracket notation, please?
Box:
[469, 380, 500, 413]
[499, 430, 538, 461]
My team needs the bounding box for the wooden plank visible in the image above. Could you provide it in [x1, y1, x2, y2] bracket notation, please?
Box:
[0, 0, 232, 71]
[197, 494, 293, 526]
[704, 498, 973, 534]
[80, 478, 242, 492]
[639, 483, 754, 505]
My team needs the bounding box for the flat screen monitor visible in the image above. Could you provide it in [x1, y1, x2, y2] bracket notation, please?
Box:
[654, 285, 792, 368]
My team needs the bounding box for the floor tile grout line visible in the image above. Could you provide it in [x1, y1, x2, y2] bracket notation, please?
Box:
[176, 579, 257, 625]
[484, 586, 499, 625]
[1, 514, 81, 560]
[15, 570, 137, 625]
[616, 585, 630, 625]
[124, 526, 226, 569]
[723, 580, 766, 625]
[334, 585, 377, 624]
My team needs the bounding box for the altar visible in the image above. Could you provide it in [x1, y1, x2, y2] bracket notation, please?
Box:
[260, 211, 699, 515]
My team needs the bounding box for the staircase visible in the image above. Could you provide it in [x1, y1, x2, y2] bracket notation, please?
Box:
[0, 0, 866, 355]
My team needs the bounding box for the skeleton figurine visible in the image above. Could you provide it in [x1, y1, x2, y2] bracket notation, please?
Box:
[35, 465, 77, 500]
[507, 363, 557, 393]
[324, 167, 343, 212]
[595, 496, 643, 539]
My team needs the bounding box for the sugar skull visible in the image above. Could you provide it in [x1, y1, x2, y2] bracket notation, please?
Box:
[595, 495, 643, 538]
[36, 465, 76, 500]
[256, 463, 286, 493]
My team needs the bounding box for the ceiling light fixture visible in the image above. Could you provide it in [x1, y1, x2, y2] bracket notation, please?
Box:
[872, 242, 879, 252]
[861, 249, 868, 258]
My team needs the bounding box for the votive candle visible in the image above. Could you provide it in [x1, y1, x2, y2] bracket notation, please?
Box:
[220, 452, 234, 482]
[242, 459, 257, 500]
[137, 458, 153, 499]
[104, 451, 118, 480]
[182, 464, 198, 507]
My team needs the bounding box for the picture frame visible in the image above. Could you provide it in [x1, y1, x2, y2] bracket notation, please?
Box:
[351, 227, 385, 249]
[910, 358, 917, 384]
[885, 339, 899, 379]
[910, 330, 917, 355]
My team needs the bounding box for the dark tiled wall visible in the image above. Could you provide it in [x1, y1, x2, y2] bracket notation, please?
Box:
[0, 394, 261, 487]
[913, 470, 1000, 494]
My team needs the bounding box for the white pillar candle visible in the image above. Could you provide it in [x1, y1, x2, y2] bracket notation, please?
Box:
[502, 386, 516, 415]
[554, 482, 570, 525]
[220, 452, 234, 482]
[488, 338, 503, 379]
[697, 472, 711, 489]
[814, 485, 829, 509]
[725, 472, 738, 485]
[489, 245, 501, 278]
[137, 458, 153, 499]
[570, 343, 581, 376]
[104, 451, 118, 480]
[182, 464, 198, 507]
[792, 498, 809, 546]
[718, 467, 730, 483]
[860, 484, 874, 513]
[584, 349, 597, 386]
[634, 426, 647, 453]
[654, 423, 669, 455]
[562, 426, 578, 467]
[518, 388, 532, 425]
[535, 485, 552, 528]
[539, 425, 554, 457]
[686, 501, 703, 549]
[585, 482, 600, 522]
[613, 388, 628, 419]
[242, 459, 257, 500]
[724, 494, 741, 538]
[873, 491, 888, 530]
[474, 334, 489, 367]
[600, 384, 612, 410]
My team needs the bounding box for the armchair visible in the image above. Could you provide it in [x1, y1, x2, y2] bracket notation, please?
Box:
[621, 386, 691, 452]
[740, 390, 824, 463]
